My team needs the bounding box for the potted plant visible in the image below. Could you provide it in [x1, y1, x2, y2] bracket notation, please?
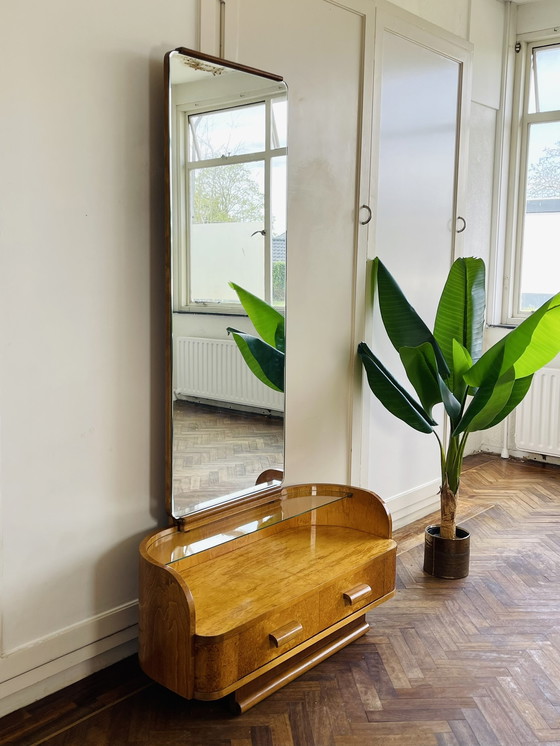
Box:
[358, 257, 560, 578]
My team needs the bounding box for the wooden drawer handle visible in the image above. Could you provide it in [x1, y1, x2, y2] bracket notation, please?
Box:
[343, 583, 372, 605]
[269, 621, 303, 648]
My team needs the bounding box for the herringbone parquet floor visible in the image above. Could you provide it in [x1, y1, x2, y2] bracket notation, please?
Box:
[173, 401, 284, 513]
[2, 455, 560, 745]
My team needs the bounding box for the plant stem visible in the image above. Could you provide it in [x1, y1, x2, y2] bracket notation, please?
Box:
[438, 430, 471, 540]
[433, 430, 446, 480]
[439, 480, 457, 539]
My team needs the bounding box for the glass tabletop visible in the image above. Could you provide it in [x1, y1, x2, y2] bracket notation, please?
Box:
[163, 488, 353, 565]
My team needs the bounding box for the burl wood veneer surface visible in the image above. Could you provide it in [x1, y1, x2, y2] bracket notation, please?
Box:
[178, 526, 395, 636]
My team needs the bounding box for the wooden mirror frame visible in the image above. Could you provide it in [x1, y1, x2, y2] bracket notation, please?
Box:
[163, 48, 286, 520]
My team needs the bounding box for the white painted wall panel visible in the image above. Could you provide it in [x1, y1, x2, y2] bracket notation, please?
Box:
[235, 0, 364, 485]
[470, 0, 506, 109]
[0, 0, 196, 679]
[517, 0, 560, 34]
[386, 0, 470, 37]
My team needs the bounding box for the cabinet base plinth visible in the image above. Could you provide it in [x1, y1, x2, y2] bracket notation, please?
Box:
[230, 615, 369, 713]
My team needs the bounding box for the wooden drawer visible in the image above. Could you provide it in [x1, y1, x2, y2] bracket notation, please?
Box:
[194, 591, 319, 693]
[194, 549, 395, 695]
[319, 552, 395, 628]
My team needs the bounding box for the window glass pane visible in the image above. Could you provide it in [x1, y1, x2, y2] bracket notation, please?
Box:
[190, 162, 265, 304]
[191, 162, 264, 224]
[528, 44, 560, 114]
[271, 156, 287, 306]
[519, 121, 560, 312]
[272, 98, 288, 149]
[189, 103, 266, 161]
[526, 121, 560, 200]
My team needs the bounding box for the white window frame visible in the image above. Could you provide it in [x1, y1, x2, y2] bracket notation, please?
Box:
[172, 88, 287, 315]
[503, 32, 560, 325]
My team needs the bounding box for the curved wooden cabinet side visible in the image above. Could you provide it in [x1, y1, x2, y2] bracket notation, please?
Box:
[138, 483, 396, 713]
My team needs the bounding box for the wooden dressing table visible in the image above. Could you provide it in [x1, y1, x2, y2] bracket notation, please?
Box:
[139, 483, 396, 712]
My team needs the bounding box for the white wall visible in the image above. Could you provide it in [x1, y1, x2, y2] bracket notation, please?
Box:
[0, 0, 197, 715]
[516, 0, 560, 34]
[0, 0, 513, 716]
[388, 0, 470, 36]
[234, 0, 365, 485]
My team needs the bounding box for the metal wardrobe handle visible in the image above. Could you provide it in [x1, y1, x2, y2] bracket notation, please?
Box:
[360, 204, 372, 225]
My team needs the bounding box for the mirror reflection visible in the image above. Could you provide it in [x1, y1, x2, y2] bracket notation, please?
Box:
[167, 48, 287, 518]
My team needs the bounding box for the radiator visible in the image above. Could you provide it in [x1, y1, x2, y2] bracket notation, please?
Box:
[515, 368, 560, 457]
[174, 336, 284, 412]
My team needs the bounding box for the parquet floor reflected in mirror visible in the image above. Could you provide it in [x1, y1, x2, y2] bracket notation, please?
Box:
[172, 400, 284, 513]
[2, 454, 560, 745]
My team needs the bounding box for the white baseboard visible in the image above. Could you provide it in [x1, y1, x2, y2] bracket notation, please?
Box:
[385, 478, 440, 531]
[0, 602, 139, 718]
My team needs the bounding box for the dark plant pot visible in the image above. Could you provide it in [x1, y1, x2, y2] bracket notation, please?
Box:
[423, 525, 470, 579]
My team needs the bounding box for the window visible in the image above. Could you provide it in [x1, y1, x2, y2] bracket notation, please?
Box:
[175, 93, 287, 313]
[505, 38, 560, 322]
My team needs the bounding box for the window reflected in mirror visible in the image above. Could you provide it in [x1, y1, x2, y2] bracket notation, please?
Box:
[176, 80, 286, 311]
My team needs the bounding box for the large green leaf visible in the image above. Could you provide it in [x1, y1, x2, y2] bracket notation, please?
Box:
[460, 367, 515, 434]
[478, 374, 533, 431]
[450, 339, 474, 402]
[512, 303, 560, 377]
[433, 258, 485, 385]
[358, 342, 435, 433]
[464, 293, 560, 387]
[373, 259, 449, 378]
[227, 329, 284, 392]
[437, 374, 462, 423]
[399, 342, 462, 423]
[229, 282, 285, 352]
[453, 346, 515, 434]
[399, 343, 442, 419]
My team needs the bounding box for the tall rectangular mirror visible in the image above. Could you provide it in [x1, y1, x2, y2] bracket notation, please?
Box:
[165, 48, 287, 519]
